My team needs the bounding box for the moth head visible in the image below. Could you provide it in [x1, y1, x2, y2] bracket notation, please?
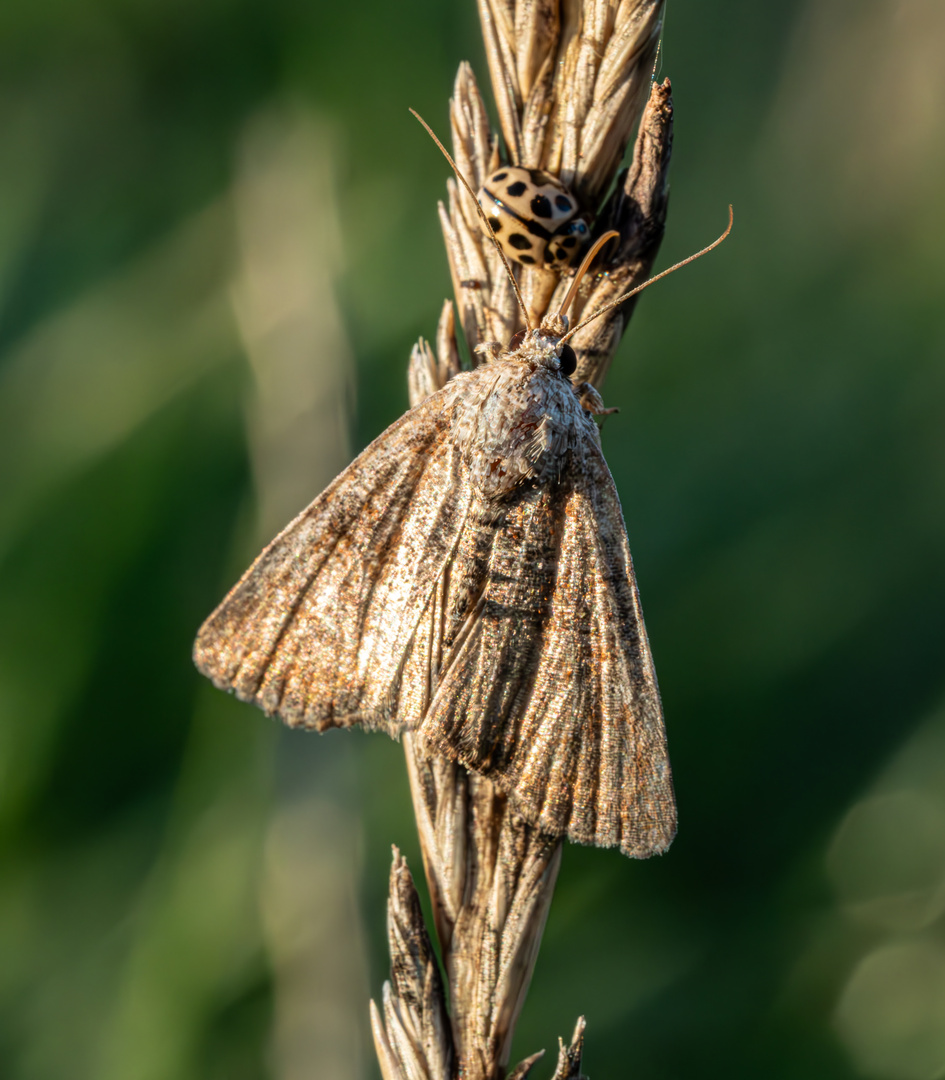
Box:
[528, 313, 577, 378]
[504, 322, 567, 362]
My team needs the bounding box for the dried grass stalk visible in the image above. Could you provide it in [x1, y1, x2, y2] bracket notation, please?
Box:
[373, 2, 671, 1076]
[445, 0, 670, 367]
[403, 739, 562, 1076]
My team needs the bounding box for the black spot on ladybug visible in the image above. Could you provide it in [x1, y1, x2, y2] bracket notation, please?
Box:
[526, 219, 552, 239]
[562, 236, 577, 248]
[530, 194, 553, 219]
[555, 195, 573, 212]
[509, 234, 532, 250]
[558, 344, 577, 377]
[506, 181, 527, 197]
[519, 254, 536, 265]
[554, 247, 568, 261]
[488, 216, 502, 233]
[492, 171, 508, 181]
[528, 169, 553, 186]
[543, 249, 555, 262]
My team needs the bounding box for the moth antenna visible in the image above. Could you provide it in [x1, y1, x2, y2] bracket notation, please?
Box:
[409, 108, 532, 331]
[561, 205, 734, 344]
[557, 230, 621, 320]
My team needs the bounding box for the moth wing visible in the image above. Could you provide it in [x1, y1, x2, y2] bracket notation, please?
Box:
[420, 447, 676, 859]
[193, 387, 472, 733]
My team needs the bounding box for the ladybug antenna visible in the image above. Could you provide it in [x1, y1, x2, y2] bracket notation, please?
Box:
[409, 108, 532, 331]
[560, 205, 733, 345]
[557, 230, 620, 320]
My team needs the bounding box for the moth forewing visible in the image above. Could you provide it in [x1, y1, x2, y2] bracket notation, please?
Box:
[193, 387, 468, 733]
[579, 451, 675, 856]
[419, 444, 675, 859]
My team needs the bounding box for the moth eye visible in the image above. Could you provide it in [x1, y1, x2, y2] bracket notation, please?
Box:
[558, 344, 577, 377]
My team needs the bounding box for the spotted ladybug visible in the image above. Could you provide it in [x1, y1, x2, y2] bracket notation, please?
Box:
[476, 166, 590, 270]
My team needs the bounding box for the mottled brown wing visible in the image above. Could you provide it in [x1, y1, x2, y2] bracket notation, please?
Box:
[419, 447, 676, 859]
[193, 388, 473, 733]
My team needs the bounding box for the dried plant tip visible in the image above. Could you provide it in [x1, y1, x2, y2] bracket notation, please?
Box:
[551, 1017, 589, 1080]
[435, 300, 462, 385]
[564, 75, 675, 387]
[408, 337, 440, 406]
[507, 1048, 546, 1079]
[372, 848, 453, 1080]
[604, 76, 674, 260]
[436, 13, 674, 381]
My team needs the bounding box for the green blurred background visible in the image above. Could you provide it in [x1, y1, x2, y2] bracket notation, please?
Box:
[2, 0, 944, 1078]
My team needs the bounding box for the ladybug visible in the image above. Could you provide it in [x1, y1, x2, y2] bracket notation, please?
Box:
[476, 166, 590, 270]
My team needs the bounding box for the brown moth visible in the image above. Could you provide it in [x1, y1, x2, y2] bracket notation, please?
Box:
[194, 116, 730, 857]
[194, 305, 675, 858]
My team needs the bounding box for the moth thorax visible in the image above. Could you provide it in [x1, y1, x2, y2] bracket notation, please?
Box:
[448, 361, 594, 499]
[476, 166, 589, 270]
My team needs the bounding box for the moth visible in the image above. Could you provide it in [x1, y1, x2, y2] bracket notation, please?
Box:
[194, 122, 731, 859]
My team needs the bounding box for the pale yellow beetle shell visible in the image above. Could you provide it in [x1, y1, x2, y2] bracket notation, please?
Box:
[476, 166, 589, 269]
